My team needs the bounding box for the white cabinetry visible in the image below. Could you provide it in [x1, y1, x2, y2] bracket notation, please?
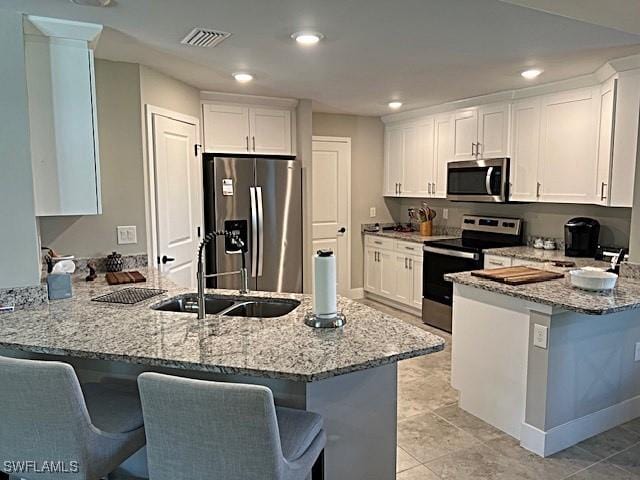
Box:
[364, 236, 423, 311]
[538, 87, 600, 204]
[484, 255, 512, 269]
[453, 103, 510, 161]
[203, 104, 292, 155]
[510, 98, 541, 202]
[384, 114, 449, 198]
[25, 17, 103, 216]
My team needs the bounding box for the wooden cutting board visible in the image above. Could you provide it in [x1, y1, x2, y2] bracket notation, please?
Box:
[471, 266, 564, 285]
[105, 271, 146, 285]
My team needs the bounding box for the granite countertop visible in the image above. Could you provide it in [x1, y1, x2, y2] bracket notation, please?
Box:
[483, 246, 611, 269]
[0, 268, 444, 382]
[445, 269, 640, 315]
[364, 230, 455, 244]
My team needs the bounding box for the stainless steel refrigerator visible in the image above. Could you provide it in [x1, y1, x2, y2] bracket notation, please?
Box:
[203, 154, 302, 293]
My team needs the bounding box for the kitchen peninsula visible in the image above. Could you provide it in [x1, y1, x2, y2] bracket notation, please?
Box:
[446, 263, 640, 458]
[0, 268, 444, 480]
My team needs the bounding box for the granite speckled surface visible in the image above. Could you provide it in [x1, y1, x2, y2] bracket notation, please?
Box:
[0, 284, 48, 310]
[621, 262, 640, 280]
[0, 268, 444, 382]
[483, 246, 611, 269]
[363, 230, 455, 244]
[445, 269, 640, 315]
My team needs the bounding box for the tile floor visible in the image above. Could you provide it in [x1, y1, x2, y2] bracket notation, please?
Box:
[357, 298, 640, 480]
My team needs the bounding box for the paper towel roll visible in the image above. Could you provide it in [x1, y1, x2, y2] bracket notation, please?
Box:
[313, 250, 337, 317]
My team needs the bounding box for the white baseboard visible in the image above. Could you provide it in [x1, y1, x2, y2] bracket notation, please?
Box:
[363, 292, 422, 317]
[520, 394, 640, 457]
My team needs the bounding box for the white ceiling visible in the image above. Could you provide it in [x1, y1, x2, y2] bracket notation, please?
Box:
[4, 0, 640, 116]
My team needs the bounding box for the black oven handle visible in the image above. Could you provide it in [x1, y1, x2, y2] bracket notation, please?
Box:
[424, 245, 480, 261]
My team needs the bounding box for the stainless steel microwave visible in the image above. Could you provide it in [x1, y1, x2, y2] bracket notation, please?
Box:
[446, 158, 510, 202]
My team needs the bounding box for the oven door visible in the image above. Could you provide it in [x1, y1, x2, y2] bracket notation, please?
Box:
[422, 246, 481, 332]
[447, 158, 509, 202]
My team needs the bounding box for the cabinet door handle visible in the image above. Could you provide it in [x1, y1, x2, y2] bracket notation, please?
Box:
[399, 183, 402, 194]
[404, 257, 408, 269]
[472, 142, 476, 156]
[601, 182, 607, 201]
[477, 142, 482, 157]
[252, 136, 256, 151]
[428, 182, 432, 195]
[246, 136, 249, 151]
[432, 182, 436, 194]
[536, 182, 541, 198]
[409, 258, 413, 270]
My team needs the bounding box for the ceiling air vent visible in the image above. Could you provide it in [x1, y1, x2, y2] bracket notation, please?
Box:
[181, 28, 231, 48]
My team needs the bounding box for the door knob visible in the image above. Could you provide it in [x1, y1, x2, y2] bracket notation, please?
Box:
[161, 255, 175, 264]
[338, 227, 346, 234]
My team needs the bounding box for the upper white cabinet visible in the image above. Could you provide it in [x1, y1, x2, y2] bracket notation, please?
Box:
[25, 16, 103, 216]
[510, 98, 541, 202]
[203, 104, 292, 155]
[384, 114, 450, 198]
[433, 114, 454, 198]
[453, 103, 510, 161]
[538, 87, 600, 204]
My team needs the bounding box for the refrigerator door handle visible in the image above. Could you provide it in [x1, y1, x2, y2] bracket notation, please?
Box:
[250, 187, 258, 277]
[256, 186, 264, 277]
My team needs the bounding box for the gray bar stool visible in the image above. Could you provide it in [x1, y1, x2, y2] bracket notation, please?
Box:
[0, 356, 145, 480]
[138, 372, 326, 480]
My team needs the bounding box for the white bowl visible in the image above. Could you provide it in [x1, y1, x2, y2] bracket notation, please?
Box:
[569, 269, 618, 291]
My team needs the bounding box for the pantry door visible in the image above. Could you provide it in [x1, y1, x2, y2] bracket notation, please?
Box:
[311, 137, 351, 297]
[151, 112, 202, 288]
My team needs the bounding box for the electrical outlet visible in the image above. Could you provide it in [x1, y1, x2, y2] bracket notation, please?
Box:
[635, 343, 640, 362]
[533, 324, 548, 349]
[443, 208, 449, 220]
[117, 226, 137, 245]
[369, 207, 376, 218]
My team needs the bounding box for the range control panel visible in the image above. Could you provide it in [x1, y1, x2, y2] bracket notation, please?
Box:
[461, 215, 522, 236]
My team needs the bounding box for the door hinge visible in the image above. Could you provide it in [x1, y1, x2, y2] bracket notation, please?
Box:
[194, 144, 202, 156]
[197, 226, 201, 237]
[156, 256, 160, 265]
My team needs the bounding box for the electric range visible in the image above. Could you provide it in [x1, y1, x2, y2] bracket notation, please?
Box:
[422, 215, 523, 332]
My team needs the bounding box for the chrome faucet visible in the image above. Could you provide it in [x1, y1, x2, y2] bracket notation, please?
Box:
[197, 231, 248, 320]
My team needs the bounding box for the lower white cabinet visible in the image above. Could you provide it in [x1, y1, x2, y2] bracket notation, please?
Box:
[364, 236, 423, 310]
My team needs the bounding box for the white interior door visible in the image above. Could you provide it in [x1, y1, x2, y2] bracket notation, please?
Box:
[153, 114, 202, 288]
[311, 137, 351, 297]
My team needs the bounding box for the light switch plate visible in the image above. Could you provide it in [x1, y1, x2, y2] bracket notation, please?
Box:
[117, 225, 137, 245]
[533, 324, 548, 349]
[443, 208, 449, 220]
[635, 343, 640, 362]
[369, 207, 376, 218]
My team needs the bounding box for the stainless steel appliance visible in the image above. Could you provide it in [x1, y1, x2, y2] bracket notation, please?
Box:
[422, 215, 523, 332]
[447, 158, 510, 202]
[203, 154, 302, 293]
[564, 217, 600, 258]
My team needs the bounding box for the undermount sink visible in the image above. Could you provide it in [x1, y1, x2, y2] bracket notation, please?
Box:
[151, 294, 300, 319]
[152, 294, 235, 315]
[223, 299, 300, 318]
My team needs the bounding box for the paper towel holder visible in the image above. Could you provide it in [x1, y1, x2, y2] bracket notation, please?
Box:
[304, 311, 347, 328]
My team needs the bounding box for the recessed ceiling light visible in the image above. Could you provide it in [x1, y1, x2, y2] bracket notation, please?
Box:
[388, 101, 403, 109]
[291, 31, 323, 46]
[521, 69, 543, 80]
[233, 72, 254, 83]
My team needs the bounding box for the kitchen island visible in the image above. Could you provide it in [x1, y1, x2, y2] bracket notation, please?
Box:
[446, 263, 640, 457]
[0, 268, 444, 480]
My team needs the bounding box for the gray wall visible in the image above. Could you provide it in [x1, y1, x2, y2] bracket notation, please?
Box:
[139, 65, 201, 119]
[0, 11, 41, 288]
[39, 60, 146, 257]
[393, 197, 632, 247]
[312, 113, 398, 290]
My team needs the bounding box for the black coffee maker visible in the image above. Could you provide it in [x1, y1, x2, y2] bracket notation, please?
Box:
[564, 217, 600, 257]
